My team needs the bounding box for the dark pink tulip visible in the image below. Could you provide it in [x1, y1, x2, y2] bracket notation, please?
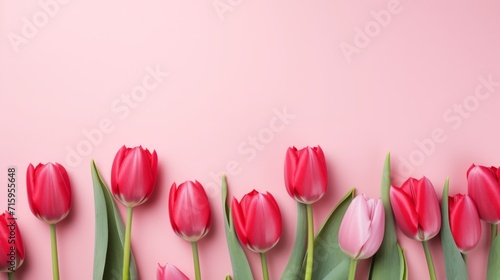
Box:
[338, 194, 385, 259]
[390, 177, 441, 241]
[111, 145, 158, 207]
[0, 212, 25, 272]
[284, 146, 328, 204]
[449, 194, 482, 253]
[467, 164, 500, 223]
[232, 190, 282, 253]
[157, 263, 189, 280]
[27, 162, 72, 224]
[169, 181, 211, 242]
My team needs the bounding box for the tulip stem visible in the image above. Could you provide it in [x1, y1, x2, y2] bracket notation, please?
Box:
[50, 224, 60, 280]
[8, 272, 14, 280]
[191, 242, 201, 280]
[422, 240, 437, 280]
[260, 253, 270, 280]
[348, 258, 358, 280]
[122, 207, 133, 280]
[491, 223, 498, 245]
[305, 204, 314, 280]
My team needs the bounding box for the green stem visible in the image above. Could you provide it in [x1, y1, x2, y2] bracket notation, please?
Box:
[260, 253, 270, 280]
[305, 204, 314, 280]
[50, 224, 60, 280]
[191, 242, 201, 280]
[491, 223, 498, 246]
[122, 207, 133, 280]
[348, 258, 358, 280]
[8, 272, 14, 280]
[422, 240, 437, 280]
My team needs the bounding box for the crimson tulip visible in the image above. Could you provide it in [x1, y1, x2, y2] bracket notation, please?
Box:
[467, 164, 500, 224]
[0, 212, 24, 273]
[284, 146, 328, 204]
[449, 194, 482, 253]
[339, 194, 385, 260]
[27, 162, 72, 224]
[157, 263, 189, 280]
[232, 190, 282, 253]
[390, 177, 441, 241]
[111, 145, 158, 207]
[169, 181, 211, 242]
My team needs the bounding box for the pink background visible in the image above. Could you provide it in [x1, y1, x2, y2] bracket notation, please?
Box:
[1, 0, 500, 279]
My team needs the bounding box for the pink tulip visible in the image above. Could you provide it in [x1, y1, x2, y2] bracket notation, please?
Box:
[467, 164, 500, 223]
[157, 263, 189, 280]
[27, 162, 72, 224]
[0, 212, 25, 272]
[338, 194, 385, 259]
[284, 146, 328, 204]
[111, 145, 158, 207]
[449, 194, 482, 253]
[169, 181, 211, 242]
[390, 177, 441, 241]
[232, 190, 282, 253]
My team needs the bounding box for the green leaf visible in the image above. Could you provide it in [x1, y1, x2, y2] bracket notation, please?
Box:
[281, 202, 307, 280]
[398, 245, 408, 280]
[91, 160, 139, 280]
[487, 233, 500, 279]
[309, 188, 355, 280]
[369, 153, 405, 280]
[221, 175, 254, 279]
[441, 179, 468, 280]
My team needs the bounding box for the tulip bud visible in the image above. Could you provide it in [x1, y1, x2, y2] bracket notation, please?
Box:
[169, 181, 211, 242]
[27, 162, 72, 224]
[232, 190, 282, 253]
[157, 263, 189, 280]
[449, 193, 482, 253]
[339, 194, 385, 259]
[111, 145, 158, 207]
[467, 164, 500, 223]
[284, 146, 328, 204]
[390, 177, 441, 241]
[0, 212, 25, 272]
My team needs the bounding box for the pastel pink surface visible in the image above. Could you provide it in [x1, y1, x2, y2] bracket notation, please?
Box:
[1, 0, 500, 279]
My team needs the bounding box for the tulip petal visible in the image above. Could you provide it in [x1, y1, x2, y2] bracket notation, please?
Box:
[284, 147, 299, 197]
[449, 194, 481, 252]
[244, 193, 282, 253]
[467, 164, 500, 223]
[339, 195, 371, 259]
[415, 177, 441, 240]
[231, 197, 248, 248]
[294, 147, 327, 203]
[390, 186, 419, 239]
[358, 199, 385, 259]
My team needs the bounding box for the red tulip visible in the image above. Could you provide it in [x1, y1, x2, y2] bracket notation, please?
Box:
[338, 194, 385, 259]
[390, 177, 441, 241]
[0, 212, 25, 272]
[169, 181, 211, 242]
[231, 190, 282, 253]
[157, 263, 189, 280]
[111, 145, 158, 207]
[27, 162, 72, 224]
[467, 164, 500, 223]
[284, 146, 328, 204]
[449, 194, 482, 253]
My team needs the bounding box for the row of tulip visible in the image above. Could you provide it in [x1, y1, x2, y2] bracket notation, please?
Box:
[1, 145, 499, 280]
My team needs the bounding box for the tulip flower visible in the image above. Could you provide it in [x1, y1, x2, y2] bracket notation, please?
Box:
[111, 145, 158, 280]
[284, 145, 328, 280]
[232, 190, 282, 280]
[339, 194, 384, 280]
[0, 212, 24, 279]
[390, 176, 441, 280]
[157, 263, 189, 280]
[111, 145, 158, 207]
[169, 180, 211, 280]
[27, 162, 72, 280]
[448, 194, 481, 254]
